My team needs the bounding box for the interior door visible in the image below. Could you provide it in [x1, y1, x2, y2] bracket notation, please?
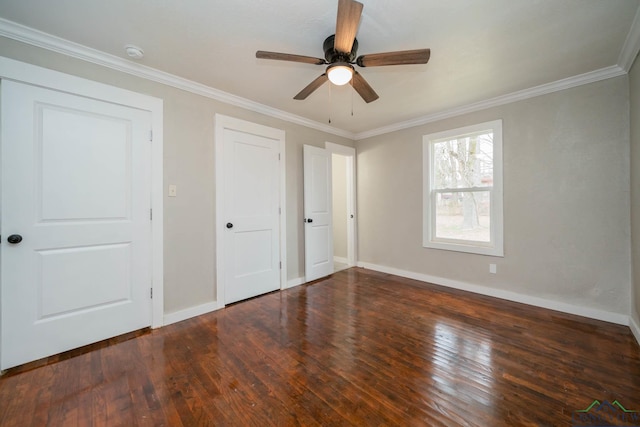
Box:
[1, 80, 152, 369]
[223, 128, 281, 304]
[304, 145, 333, 282]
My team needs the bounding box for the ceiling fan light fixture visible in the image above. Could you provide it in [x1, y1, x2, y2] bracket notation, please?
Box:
[327, 63, 353, 85]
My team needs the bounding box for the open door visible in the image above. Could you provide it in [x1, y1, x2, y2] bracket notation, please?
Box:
[303, 145, 334, 282]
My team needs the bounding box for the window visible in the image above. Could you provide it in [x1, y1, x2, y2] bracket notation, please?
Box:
[423, 120, 503, 256]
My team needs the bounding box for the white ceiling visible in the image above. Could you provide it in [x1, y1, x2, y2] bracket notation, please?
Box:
[1, 0, 639, 136]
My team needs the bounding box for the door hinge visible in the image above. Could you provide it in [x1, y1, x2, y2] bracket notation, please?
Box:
[279, 261, 282, 269]
[150, 288, 153, 299]
[149, 130, 153, 142]
[278, 153, 281, 160]
[279, 207, 281, 215]
[150, 209, 153, 220]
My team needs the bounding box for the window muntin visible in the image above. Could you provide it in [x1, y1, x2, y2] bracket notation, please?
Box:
[423, 120, 503, 256]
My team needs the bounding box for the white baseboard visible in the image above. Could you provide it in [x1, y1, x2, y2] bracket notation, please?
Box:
[164, 277, 308, 325]
[630, 313, 640, 346]
[163, 301, 222, 326]
[333, 256, 348, 265]
[357, 261, 629, 326]
[286, 277, 305, 289]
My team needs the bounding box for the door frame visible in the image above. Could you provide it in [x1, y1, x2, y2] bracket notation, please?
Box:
[214, 114, 286, 306]
[325, 142, 357, 267]
[0, 57, 165, 358]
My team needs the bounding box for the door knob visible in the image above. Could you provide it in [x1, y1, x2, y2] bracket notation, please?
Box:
[7, 234, 22, 244]
[226, 223, 233, 229]
[305, 218, 313, 223]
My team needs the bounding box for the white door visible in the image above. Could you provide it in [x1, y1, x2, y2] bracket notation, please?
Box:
[1, 80, 152, 369]
[304, 145, 333, 282]
[223, 129, 281, 304]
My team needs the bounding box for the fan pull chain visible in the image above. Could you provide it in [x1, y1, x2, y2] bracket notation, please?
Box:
[351, 85, 354, 116]
[328, 83, 332, 124]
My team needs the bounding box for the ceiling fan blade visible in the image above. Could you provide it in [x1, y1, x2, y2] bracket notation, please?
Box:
[356, 49, 431, 67]
[256, 51, 326, 65]
[294, 73, 329, 100]
[351, 71, 379, 103]
[334, 0, 363, 54]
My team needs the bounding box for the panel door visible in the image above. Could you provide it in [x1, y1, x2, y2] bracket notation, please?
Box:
[223, 128, 280, 304]
[304, 145, 333, 282]
[1, 80, 152, 369]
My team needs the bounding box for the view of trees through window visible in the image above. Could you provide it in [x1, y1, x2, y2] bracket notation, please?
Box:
[432, 131, 493, 242]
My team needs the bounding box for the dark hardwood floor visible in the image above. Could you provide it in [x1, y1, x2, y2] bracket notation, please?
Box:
[1, 267, 639, 426]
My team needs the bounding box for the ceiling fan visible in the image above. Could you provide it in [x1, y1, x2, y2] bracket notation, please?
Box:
[256, 0, 430, 103]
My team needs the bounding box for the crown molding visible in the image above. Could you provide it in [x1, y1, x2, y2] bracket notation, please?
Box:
[356, 4, 640, 139]
[0, 16, 635, 142]
[354, 65, 626, 140]
[0, 18, 355, 140]
[618, 3, 640, 72]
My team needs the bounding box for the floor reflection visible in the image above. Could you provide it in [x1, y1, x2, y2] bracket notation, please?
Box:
[432, 322, 495, 409]
[5, 268, 638, 425]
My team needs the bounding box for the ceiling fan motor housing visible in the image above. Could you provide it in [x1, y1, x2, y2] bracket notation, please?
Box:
[323, 35, 358, 63]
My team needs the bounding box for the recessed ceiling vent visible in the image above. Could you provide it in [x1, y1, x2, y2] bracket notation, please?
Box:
[124, 44, 144, 60]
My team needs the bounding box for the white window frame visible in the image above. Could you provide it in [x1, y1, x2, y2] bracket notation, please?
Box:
[422, 119, 504, 257]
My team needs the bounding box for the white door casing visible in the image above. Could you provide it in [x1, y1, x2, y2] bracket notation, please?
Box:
[1, 80, 155, 369]
[215, 114, 286, 306]
[304, 144, 333, 282]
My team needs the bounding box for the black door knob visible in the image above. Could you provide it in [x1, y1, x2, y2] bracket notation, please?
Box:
[7, 234, 22, 244]
[306, 218, 313, 223]
[226, 223, 233, 229]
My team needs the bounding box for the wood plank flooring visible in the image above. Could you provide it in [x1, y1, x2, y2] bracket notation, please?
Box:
[1, 267, 639, 426]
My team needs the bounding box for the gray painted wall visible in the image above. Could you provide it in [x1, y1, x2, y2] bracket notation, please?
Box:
[630, 55, 640, 326]
[0, 37, 354, 315]
[1, 35, 637, 325]
[356, 76, 631, 315]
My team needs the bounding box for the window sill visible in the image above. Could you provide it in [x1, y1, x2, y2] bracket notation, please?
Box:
[423, 240, 504, 257]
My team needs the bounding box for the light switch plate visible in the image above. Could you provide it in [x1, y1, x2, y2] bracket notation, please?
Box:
[168, 184, 177, 197]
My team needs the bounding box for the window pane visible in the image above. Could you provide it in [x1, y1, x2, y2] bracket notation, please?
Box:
[435, 191, 491, 242]
[433, 132, 494, 189]
[423, 119, 502, 256]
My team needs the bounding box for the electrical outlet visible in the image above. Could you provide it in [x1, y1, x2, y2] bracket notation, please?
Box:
[489, 264, 497, 274]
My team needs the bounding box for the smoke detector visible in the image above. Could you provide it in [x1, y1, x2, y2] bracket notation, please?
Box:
[124, 45, 144, 59]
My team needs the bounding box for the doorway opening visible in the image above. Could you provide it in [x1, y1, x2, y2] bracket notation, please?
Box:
[327, 143, 356, 272]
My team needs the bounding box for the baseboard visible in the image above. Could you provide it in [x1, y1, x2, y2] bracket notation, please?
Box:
[630, 313, 640, 346]
[333, 256, 348, 265]
[286, 277, 305, 289]
[162, 276, 309, 324]
[357, 262, 629, 326]
[163, 301, 222, 326]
